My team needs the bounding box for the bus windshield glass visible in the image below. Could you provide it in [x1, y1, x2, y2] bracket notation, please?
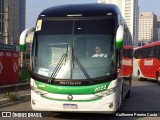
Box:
[32, 18, 116, 80]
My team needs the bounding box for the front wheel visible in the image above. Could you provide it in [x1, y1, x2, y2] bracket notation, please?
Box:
[117, 85, 123, 111]
[126, 77, 131, 98]
[156, 72, 160, 85]
[137, 70, 142, 81]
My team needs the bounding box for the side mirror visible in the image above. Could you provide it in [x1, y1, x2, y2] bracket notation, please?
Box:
[19, 27, 34, 52]
[116, 25, 124, 49]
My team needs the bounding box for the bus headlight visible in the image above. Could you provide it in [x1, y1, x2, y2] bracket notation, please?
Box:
[31, 85, 47, 95]
[30, 79, 47, 95]
[94, 87, 116, 97]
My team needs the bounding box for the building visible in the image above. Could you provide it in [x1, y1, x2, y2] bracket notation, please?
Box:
[138, 12, 158, 44]
[0, 0, 26, 45]
[157, 16, 160, 40]
[98, 0, 139, 46]
[0, 0, 4, 43]
[19, 0, 26, 39]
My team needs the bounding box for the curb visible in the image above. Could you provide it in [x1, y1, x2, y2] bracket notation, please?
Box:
[0, 94, 31, 108]
[0, 83, 30, 89]
[0, 83, 30, 94]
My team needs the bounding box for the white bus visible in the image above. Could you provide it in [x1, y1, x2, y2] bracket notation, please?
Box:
[20, 3, 133, 113]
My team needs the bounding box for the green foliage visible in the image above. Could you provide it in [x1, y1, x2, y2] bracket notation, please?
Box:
[19, 67, 31, 83]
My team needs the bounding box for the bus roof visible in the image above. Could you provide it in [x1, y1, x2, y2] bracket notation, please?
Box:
[38, 3, 121, 18]
[136, 41, 160, 50]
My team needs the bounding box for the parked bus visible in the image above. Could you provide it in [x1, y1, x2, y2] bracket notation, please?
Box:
[20, 3, 133, 113]
[134, 41, 160, 84]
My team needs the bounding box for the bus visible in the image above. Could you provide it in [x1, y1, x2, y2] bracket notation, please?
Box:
[121, 46, 133, 80]
[20, 3, 133, 113]
[134, 41, 160, 84]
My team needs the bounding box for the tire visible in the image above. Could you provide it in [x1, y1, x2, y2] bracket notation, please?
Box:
[126, 77, 131, 98]
[126, 78, 132, 98]
[137, 70, 142, 81]
[118, 85, 123, 111]
[156, 72, 160, 85]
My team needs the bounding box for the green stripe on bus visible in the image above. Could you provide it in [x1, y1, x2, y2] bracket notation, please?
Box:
[35, 80, 111, 94]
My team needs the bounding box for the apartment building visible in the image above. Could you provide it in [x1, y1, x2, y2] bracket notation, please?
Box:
[157, 16, 160, 40]
[0, 0, 26, 44]
[138, 12, 158, 44]
[98, 0, 139, 46]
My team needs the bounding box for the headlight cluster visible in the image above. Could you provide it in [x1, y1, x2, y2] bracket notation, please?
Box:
[94, 87, 116, 97]
[30, 79, 47, 95]
[31, 85, 47, 95]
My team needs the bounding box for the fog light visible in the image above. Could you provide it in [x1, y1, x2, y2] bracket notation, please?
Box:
[109, 102, 113, 108]
[32, 100, 36, 105]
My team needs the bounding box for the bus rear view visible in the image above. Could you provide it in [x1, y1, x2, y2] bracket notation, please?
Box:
[20, 3, 132, 113]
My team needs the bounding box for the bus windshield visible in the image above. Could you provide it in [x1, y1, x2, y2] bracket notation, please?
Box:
[32, 18, 116, 80]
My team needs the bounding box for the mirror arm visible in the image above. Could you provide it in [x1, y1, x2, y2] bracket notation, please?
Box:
[19, 27, 35, 52]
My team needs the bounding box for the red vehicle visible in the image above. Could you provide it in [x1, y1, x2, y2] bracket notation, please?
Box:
[134, 41, 160, 84]
[120, 46, 133, 80]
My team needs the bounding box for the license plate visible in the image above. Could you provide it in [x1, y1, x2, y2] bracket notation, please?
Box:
[63, 104, 78, 109]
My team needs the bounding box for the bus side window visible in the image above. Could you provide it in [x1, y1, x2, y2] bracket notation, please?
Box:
[139, 49, 142, 58]
[157, 46, 160, 59]
[149, 48, 153, 58]
[155, 46, 158, 58]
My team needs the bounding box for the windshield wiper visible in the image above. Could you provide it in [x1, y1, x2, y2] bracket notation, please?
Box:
[48, 54, 67, 83]
[73, 56, 92, 81]
[48, 44, 68, 83]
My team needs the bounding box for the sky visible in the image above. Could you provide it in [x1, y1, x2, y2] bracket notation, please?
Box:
[26, 0, 160, 28]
